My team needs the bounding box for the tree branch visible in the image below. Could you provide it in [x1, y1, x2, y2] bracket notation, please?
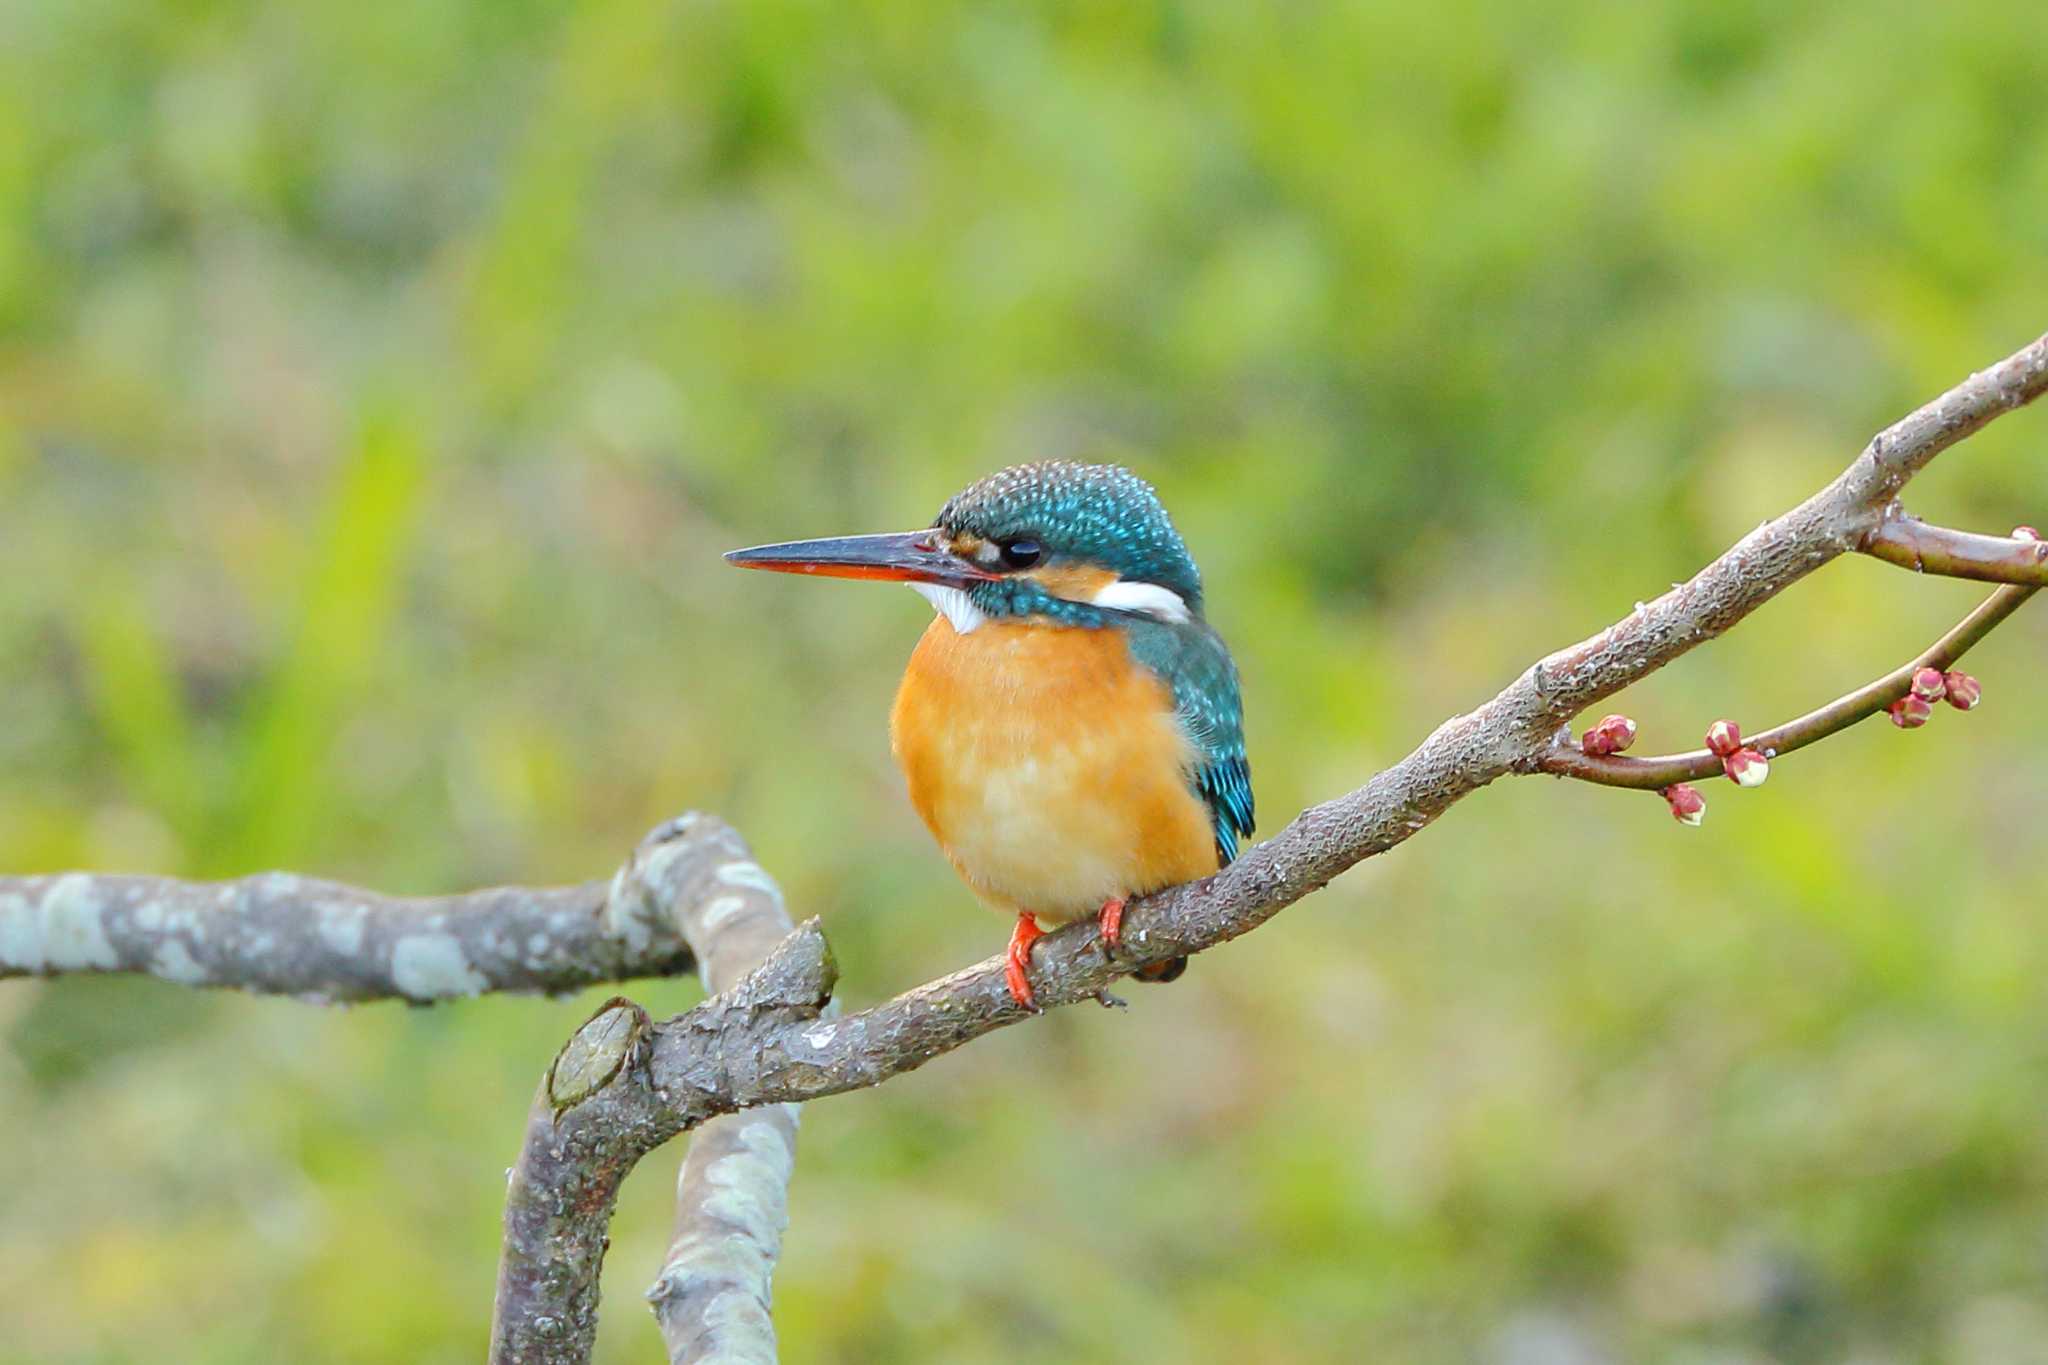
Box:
[1541, 584, 2037, 789]
[642, 820, 810, 1365]
[503, 327, 2048, 1162]
[9, 332, 2046, 1365]
[488, 923, 835, 1365]
[489, 816, 812, 1365]
[1861, 512, 2048, 585]
[0, 868, 695, 1003]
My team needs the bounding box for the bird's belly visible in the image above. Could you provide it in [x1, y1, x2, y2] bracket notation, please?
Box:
[890, 616, 1220, 923]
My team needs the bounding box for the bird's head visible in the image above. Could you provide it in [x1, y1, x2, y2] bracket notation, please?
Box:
[725, 462, 1202, 633]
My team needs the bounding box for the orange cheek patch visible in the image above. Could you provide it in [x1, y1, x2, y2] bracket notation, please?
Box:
[1028, 562, 1118, 603]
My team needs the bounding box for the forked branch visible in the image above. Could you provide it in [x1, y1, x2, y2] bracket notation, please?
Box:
[485, 332, 2046, 1362]
[5, 334, 2044, 1365]
[1862, 513, 2048, 585]
[489, 816, 809, 1365]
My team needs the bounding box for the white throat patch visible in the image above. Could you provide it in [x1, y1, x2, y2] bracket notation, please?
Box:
[911, 576, 1189, 632]
[910, 582, 988, 634]
[1090, 578, 1191, 624]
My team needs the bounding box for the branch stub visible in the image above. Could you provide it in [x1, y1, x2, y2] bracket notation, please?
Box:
[547, 997, 649, 1113]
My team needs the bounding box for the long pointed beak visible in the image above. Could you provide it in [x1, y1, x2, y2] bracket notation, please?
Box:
[723, 530, 998, 588]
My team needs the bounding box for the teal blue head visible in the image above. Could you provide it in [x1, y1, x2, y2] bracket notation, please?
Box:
[725, 461, 1204, 631]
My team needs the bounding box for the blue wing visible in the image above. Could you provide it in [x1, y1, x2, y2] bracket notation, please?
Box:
[1126, 619, 1255, 864]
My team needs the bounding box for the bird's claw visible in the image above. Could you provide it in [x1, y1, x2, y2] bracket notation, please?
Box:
[1005, 913, 1046, 1013]
[1097, 897, 1126, 953]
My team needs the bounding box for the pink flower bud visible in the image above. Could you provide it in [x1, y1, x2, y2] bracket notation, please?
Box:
[1942, 671, 1981, 711]
[2015, 526, 2041, 542]
[1663, 783, 1706, 826]
[1704, 719, 1743, 757]
[1910, 667, 1947, 703]
[1581, 713, 1638, 756]
[1889, 695, 1934, 729]
[1722, 747, 1770, 787]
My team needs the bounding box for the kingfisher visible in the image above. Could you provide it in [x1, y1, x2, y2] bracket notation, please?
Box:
[725, 462, 1253, 1011]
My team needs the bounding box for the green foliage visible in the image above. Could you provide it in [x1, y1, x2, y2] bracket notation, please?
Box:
[2, 1, 2046, 1361]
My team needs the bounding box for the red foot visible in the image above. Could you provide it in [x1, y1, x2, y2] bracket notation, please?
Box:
[1005, 913, 1045, 1012]
[1097, 897, 1127, 950]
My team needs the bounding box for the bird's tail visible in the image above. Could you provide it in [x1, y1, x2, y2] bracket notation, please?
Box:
[1133, 956, 1187, 984]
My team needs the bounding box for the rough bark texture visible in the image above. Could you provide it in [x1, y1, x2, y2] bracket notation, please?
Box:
[0, 870, 693, 1002]
[489, 924, 835, 1365]
[641, 820, 810, 1365]
[492, 997, 661, 1363]
[489, 816, 819, 1365]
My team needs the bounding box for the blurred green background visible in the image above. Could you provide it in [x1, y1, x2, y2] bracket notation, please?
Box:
[3, 0, 2047, 1361]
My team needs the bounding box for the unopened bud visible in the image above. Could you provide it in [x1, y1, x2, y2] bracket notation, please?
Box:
[1722, 747, 1770, 787]
[1942, 671, 1981, 711]
[1704, 719, 1743, 757]
[1889, 695, 1934, 729]
[2015, 526, 2041, 542]
[1581, 714, 1638, 756]
[1663, 783, 1706, 826]
[1910, 667, 1947, 703]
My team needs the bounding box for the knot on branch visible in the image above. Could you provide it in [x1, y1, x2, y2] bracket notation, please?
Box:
[547, 997, 651, 1115]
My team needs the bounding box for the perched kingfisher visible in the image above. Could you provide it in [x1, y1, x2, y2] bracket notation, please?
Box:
[725, 462, 1253, 1011]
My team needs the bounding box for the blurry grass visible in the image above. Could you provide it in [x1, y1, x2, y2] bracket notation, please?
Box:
[226, 407, 426, 870]
[2, 0, 2047, 1362]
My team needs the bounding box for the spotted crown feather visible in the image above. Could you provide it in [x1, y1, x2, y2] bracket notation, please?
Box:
[936, 461, 1204, 610]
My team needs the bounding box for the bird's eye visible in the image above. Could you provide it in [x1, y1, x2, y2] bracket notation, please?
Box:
[997, 538, 1042, 569]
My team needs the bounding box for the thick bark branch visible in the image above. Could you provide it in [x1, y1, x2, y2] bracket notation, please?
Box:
[490, 816, 811, 1365]
[489, 923, 835, 1365]
[644, 820, 809, 1365]
[0, 869, 693, 1003]
[1540, 585, 2037, 789]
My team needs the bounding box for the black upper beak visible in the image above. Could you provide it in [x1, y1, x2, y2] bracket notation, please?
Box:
[723, 530, 998, 588]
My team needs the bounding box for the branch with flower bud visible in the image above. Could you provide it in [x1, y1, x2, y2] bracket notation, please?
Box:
[8, 332, 2048, 1365]
[478, 329, 2046, 1363]
[1541, 581, 2036, 817]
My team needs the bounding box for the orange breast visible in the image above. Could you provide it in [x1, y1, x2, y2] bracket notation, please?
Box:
[888, 615, 1220, 923]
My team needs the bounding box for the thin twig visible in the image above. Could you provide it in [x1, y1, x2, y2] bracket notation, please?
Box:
[1861, 512, 2048, 584]
[1541, 585, 2039, 789]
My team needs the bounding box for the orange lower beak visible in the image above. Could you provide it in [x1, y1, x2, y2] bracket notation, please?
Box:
[723, 531, 997, 588]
